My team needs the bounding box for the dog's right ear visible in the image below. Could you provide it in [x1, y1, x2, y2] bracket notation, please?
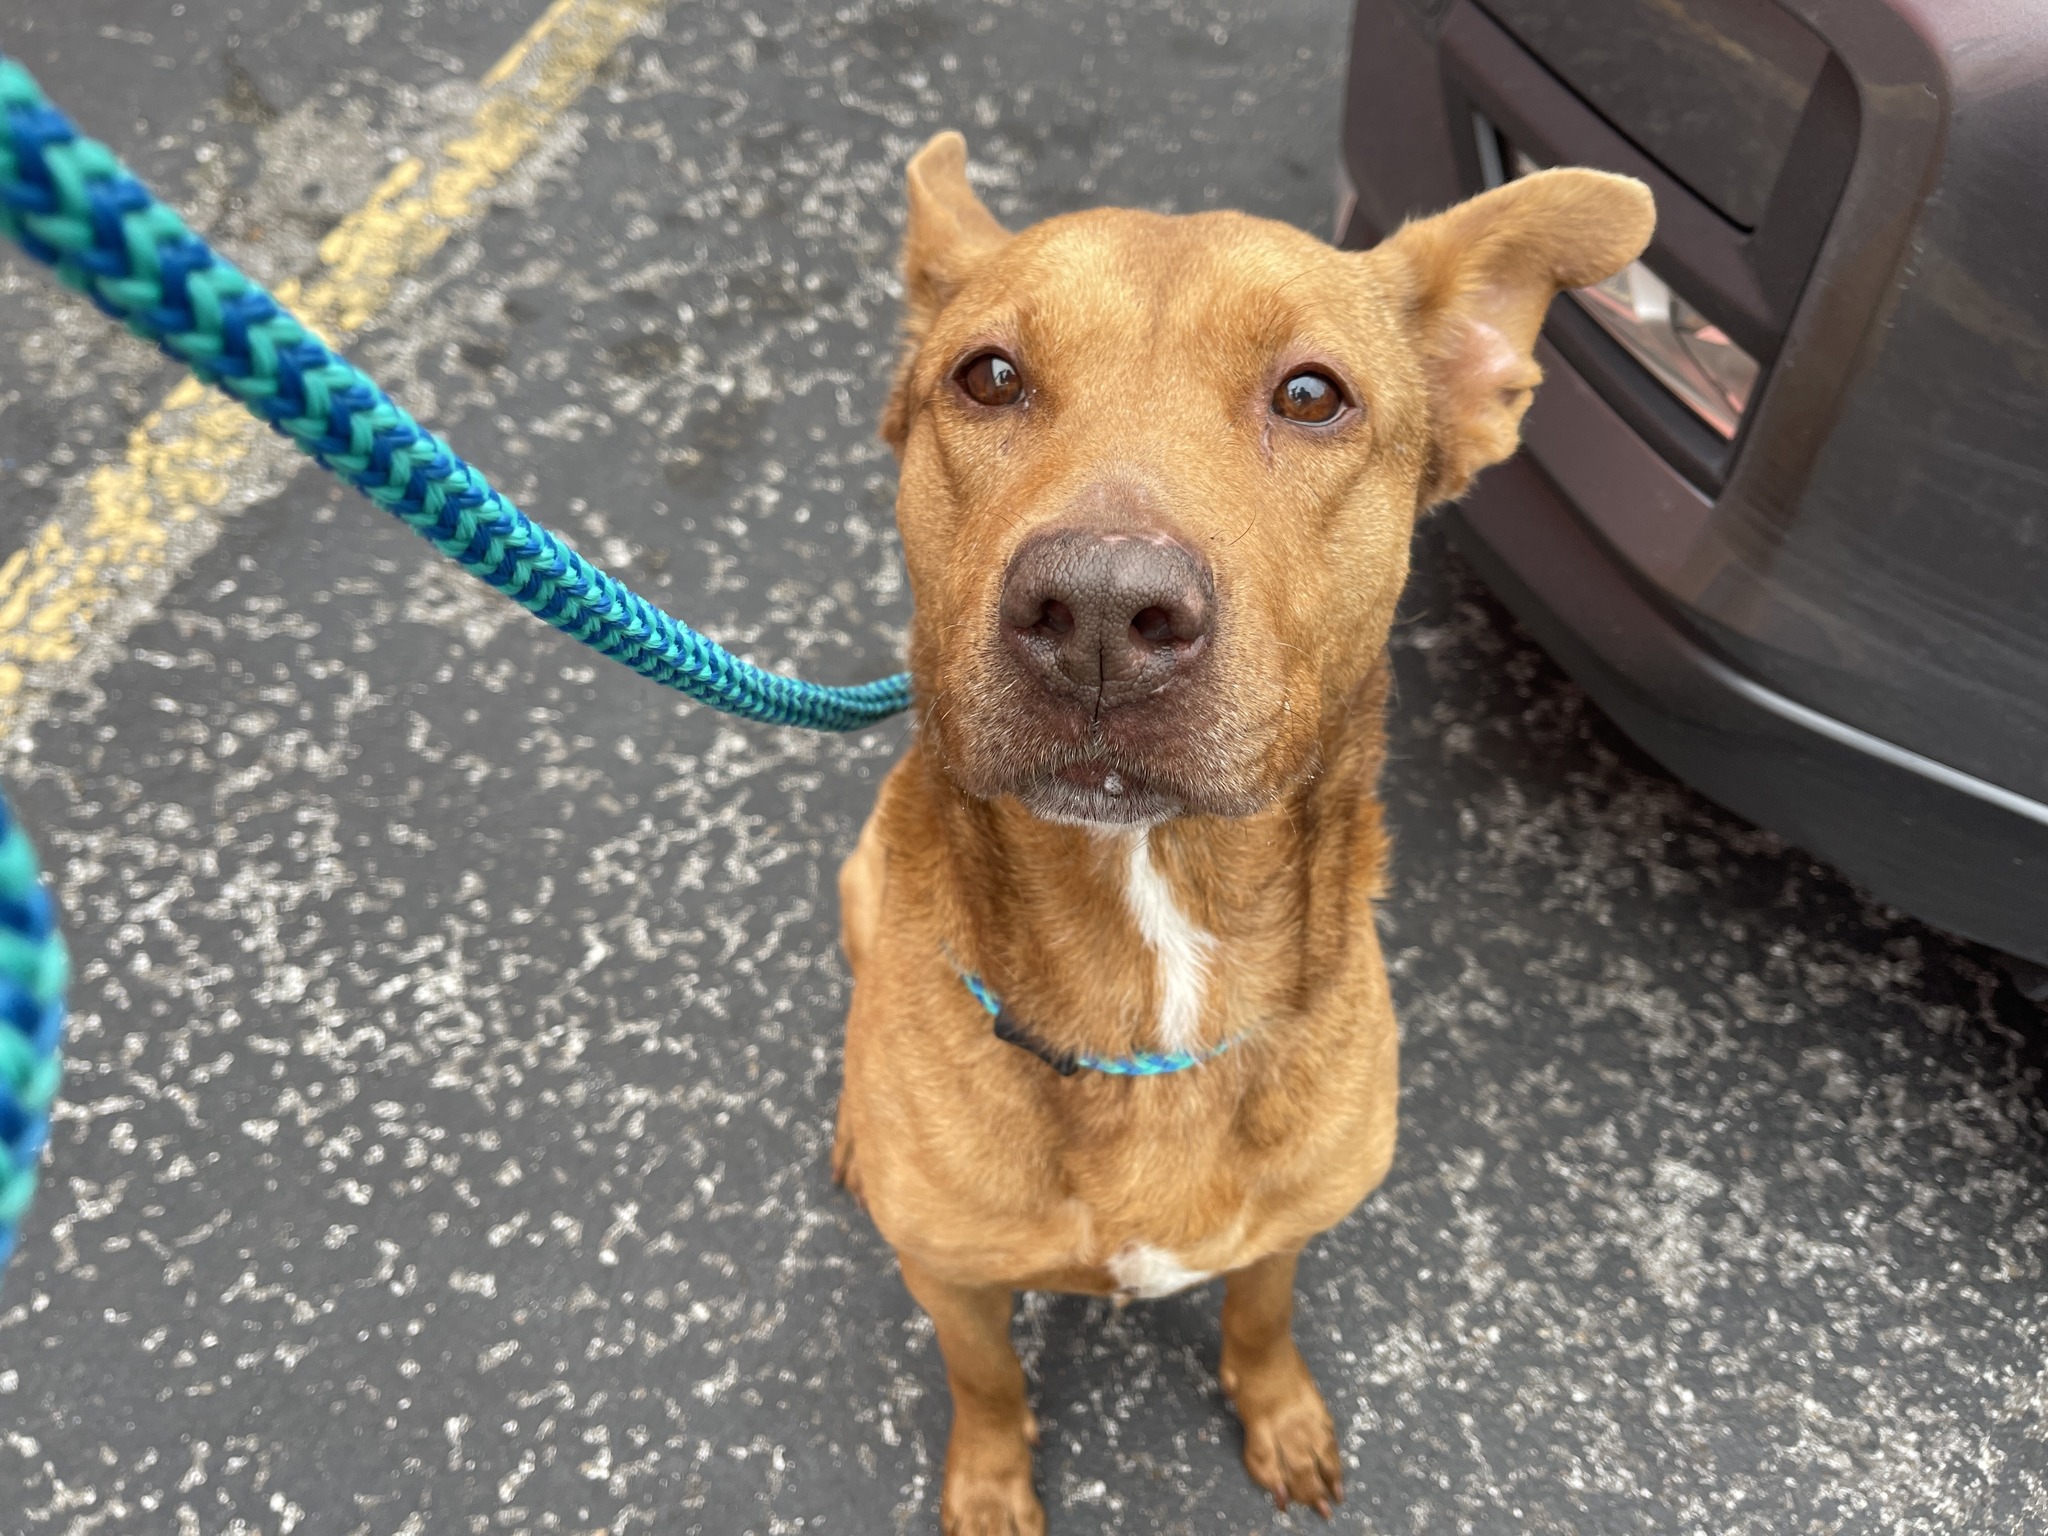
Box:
[881, 131, 1009, 450]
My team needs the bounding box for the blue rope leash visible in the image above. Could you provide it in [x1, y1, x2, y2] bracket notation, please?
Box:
[0, 787, 67, 1281]
[0, 50, 923, 1284]
[0, 52, 914, 733]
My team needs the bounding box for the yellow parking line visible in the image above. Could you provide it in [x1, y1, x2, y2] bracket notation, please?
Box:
[0, 0, 668, 733]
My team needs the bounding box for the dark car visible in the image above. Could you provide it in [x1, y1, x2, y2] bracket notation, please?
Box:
[1337, 0, 2048, 972]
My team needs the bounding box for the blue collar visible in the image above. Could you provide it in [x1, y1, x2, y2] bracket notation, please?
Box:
[960, 970, 1242, 1077]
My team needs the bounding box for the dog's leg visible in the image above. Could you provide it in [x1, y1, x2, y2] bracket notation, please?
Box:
[1219, 1247, 1343, 1517]
[832, 817, 886, 1205]
[899, 1254, 1044, 1536]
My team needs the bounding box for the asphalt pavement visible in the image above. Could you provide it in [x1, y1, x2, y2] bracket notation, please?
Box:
[3, 2, 2047, 1533]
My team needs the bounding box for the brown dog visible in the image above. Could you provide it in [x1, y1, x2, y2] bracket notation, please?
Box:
[832, 132, 1653, 1533]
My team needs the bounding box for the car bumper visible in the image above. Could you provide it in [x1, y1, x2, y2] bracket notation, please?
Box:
[1447, 438, 2048, 966]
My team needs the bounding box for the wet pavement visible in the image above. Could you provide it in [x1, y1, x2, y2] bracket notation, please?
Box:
[3, 2, 2046, 1533]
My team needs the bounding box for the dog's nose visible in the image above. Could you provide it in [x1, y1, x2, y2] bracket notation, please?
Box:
[998, 526, 1213, 706]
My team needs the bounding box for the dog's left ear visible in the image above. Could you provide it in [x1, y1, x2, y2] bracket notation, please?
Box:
[1380, 168, 1654, 506]
[882, 131, 1010, 449]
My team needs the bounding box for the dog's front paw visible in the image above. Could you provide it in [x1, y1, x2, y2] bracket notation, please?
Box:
[1225, 1350, 1344, 1518]
[941, 1468, 1045, 1535]
[940, 1427, 1044, 1536]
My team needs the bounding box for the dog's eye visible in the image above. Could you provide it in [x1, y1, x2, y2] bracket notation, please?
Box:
[956, 352, 1024, 408]
[1272, 370, 1345, 425]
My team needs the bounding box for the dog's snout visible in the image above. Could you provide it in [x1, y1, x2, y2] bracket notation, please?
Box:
[999, 527, 1213, 706]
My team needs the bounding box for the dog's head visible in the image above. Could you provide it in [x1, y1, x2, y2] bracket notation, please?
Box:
[884, 132, 1652, 827]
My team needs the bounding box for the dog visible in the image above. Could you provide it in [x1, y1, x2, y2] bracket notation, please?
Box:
[831, 131, 1653, 1533]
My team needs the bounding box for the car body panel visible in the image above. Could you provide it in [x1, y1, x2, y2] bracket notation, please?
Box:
[1340, 0, 2048, 960]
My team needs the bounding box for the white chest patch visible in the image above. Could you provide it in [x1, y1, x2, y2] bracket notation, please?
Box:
[1106, 1242, 1214, 1300]
[1121, 830, 1217, 1054]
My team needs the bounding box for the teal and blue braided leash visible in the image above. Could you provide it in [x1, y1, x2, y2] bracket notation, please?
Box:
[961, 969, 1244, 1078]
[0, 52, 914, 733]
[0, 788, 67, 1279]
[0, 50, 918, 1283]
